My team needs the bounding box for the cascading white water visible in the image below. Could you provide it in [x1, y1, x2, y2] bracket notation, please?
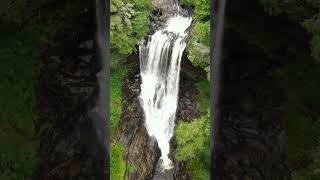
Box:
[139, 15, 192, 169]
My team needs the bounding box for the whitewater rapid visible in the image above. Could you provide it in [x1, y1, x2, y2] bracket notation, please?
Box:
[139, 15, 192, 169]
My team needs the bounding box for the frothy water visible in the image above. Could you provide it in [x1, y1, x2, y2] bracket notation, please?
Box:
[139, 15, 192, 169]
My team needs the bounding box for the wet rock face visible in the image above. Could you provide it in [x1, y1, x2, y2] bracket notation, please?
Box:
[177, 55, 206, 122]
[115, 59, 161, 180]
[152, 0, 177, 9]
[150, 0, 192, 33]
[174, 161, 192, 180]
[115, 54, 206, 179]
[174, 57, 207, 179]
[177, 81, 201, 122]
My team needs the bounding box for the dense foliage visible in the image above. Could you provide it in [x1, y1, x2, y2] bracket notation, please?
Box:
[276, 61, 320, 179]
[110, 67, 127, 180]
[0, 1, 47, 178]
[0, 25, 38, 180]
[176, 114, 210, 180]
[110, 68, 127, 137]
[174, 1, 211, 178]
[176, 80, 210, 179]
[181, 0, 210, 78]
[110, 0, 151, 69]
[110, 144, 126, 180]
[259, 0, 320, 62]
[0, 0, 92, 179]
[257, 0, 320, 178]
[110, 0, 151, 178]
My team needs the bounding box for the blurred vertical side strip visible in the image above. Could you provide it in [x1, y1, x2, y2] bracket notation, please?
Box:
[93, 0, 109, 179]
[211, 0, 226, 179]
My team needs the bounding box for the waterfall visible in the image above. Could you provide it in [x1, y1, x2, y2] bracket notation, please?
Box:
[139, 15, 192, 169]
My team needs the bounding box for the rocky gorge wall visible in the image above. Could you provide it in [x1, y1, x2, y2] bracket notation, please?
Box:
[113, 50, 207, 179]
[110, 1, 209, 179]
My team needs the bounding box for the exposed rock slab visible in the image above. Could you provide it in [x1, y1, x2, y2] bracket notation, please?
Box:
[115, 59, 161, 180]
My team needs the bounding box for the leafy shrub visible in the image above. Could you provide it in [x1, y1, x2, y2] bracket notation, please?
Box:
[181, 0, 210, 21]
[181, 0, 211, 78]
[187, 22, 210, 74]
[110, 0, 150, 69]
[259, 0, 320, 62]
[175, 79, 210, 179]
[176, 114, 210, 180]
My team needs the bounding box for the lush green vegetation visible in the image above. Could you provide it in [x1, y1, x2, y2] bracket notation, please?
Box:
[176, 80, 210, 179]
[0, 0, 91, 179]
[176, 114, 210, 180]
[110, 0, 151, 178]
[110, 67, 127, 180]
[0, 25, 39, 180]
[110, 68, 128, 137]
[257, 1, 320, 178]
[259, 0, 320, 62]
[110, 144, 126, 180]
[181, 0, 210, 78]
[196, 81, 210, 113]
[275, 61, 320, 179]
[110, 0, 151, 69]
[174, 1, 211, 178]
[0, 2, 46, 177]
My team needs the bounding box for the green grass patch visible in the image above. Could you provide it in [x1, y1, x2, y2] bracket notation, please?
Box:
[110, 143, 126, 180]
[110, 68, 128, 138]
[175, 73, 210, 179]
[176, 113, 210, 180]
[110, 65, 133, 179]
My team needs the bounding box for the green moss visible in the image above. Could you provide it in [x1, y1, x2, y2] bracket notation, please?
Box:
[110, 144, 126, 180]
[180, 66, 202, 81]
[110, 64, 138, 179]
[128, 164, 137, 173]
[110, 68, 128, 137]
[195, 81, 210, 113]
